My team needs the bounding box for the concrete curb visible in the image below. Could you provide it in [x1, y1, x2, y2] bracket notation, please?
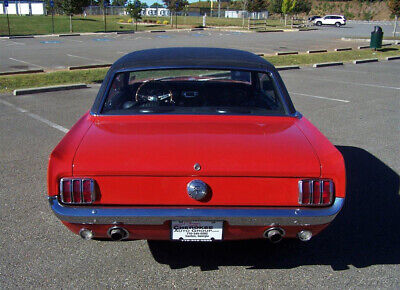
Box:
[358, 45, 370, 49]
[386, 56, 400, 61]
[0, 69, 44, 76]
[256, 29, 284, 33]
[353, 58, 379, 64]
[116, 30, 135, 34]
[191, 28, 204, 31]
[9, 35, 34, 39]
[276, 51, 298, 56]
[58, 33, 81, 37]
[313, 62, 343, 68]
[150, 30, 166, 33]
[276, 65, 301, 71]
[335, 47, 352, 51]
[13, 84, 88, 96]
[307, 49, 328, 54]
[68, 64, 112, 70]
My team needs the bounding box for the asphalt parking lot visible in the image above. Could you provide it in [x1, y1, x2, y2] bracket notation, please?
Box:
[0, 61, 399, 288]
[0, 22, 395, 72]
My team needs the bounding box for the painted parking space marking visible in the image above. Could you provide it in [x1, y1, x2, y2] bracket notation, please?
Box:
[40, 40, 62, 44]
[311, 77, 400, 91]
[0, 99, 69, 133]
[191, 33, 207, 37]
[6, 40, 26, 46]
[9, 57, 44, 68]
[92, 38, 113, 42]
[65, 38, 84, 43]
[290, 92, 350, 103]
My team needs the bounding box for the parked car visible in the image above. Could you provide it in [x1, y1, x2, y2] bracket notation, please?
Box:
[308, 15, 321, 22]
[48, 47, 346, 243]
[313, 15, 346, 27]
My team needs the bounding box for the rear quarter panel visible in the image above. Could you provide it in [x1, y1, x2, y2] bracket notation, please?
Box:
[295, 117, 346, 198]
[47, 112, 93, 196]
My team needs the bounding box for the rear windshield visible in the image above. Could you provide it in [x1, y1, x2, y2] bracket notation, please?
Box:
[101, 69, 286, 116]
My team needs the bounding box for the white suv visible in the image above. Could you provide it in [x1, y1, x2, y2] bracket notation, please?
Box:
[313, 15, 346, 27]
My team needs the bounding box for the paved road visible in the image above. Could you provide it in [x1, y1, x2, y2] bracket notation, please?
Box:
[0, 23, 395, 73]
[0, 61, 399, 288]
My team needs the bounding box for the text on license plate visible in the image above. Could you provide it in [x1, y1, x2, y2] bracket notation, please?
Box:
[171, 221, 223, 241]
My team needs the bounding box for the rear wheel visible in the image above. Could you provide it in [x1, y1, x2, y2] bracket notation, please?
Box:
[316, 21, 322, 26]
[335, 22, 341, 27]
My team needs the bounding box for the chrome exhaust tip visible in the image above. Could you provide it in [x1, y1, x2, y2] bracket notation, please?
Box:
[79, 228, 94, 240]
[107, 226, 129, 241]
[264, 227, 285, 243]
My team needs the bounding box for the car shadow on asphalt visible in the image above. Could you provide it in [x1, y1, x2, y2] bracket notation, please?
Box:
[147, 146, 400, 271]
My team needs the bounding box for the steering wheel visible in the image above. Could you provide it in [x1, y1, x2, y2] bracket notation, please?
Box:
[135, 80, 174, 106]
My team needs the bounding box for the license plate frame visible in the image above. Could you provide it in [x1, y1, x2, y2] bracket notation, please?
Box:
[171, 220, 223, 241]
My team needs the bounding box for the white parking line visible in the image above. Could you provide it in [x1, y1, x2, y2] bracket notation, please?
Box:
[9, 57, 44, 68]
[0, 99, 69, 133]
[312, 77, 400, 91]
[65, 38, 83, 43]
[6, 40, 26, 46]
[290, 92, 350, 103]
[66, 54, 106, 63]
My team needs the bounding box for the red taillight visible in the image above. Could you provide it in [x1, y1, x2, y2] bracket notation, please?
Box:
[60, 178, 96, 204]
[298, 179, 334, 206]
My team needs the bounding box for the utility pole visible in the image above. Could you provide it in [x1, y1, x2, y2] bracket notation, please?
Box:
[50, 0, 55, 34]
[5, 0, 11, 36]
[103, 1, 107, 32]
[175, 1, 179, 29]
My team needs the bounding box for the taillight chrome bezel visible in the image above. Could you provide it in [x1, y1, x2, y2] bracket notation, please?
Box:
[59, 178, 96, 205]
[298, 179, 334, 206]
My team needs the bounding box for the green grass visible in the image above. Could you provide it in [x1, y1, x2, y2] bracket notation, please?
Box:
[1, 46, 398, 93]
[0, 69, 108, 93]
[0, 14, 301, 36]
[265, 46, 400, 66]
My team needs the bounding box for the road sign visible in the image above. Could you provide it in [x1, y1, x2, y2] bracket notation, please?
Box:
[4, 0, 9, 7]
[50, 0, 54, 8]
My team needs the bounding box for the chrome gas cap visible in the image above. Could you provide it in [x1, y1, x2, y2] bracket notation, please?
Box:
[187, 180, 208, 201]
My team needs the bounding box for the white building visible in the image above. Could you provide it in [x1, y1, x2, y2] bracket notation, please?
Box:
[142, 8, 170, 17]
[0, 1, 45, 15]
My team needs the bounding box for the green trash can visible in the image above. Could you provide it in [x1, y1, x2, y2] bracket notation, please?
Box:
[370, 26, 383, 50]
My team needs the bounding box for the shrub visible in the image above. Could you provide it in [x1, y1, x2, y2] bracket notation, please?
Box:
[163, 20, 169, 25]
[118, 19, 124, 23]
[127, 18, 133, 23]
[143, 19, 148, 23]
[156, 20, 161, 24]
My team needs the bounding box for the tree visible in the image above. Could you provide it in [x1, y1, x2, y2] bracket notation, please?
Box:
[162, 0, 188, 12]
[388, 0, 400, 37]
[269, 0, 283, 14]
[294, 0, 311, 15]
[150, 2, 164, 8]
[112, 0, 127, 6]
[246, 0, 268, 12]
[57, 0, 91, 32]
[126, 1, 142, 31]
[281, 0, 296, 26]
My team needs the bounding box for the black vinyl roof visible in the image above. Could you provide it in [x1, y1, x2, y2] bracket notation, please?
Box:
[91, 47, 296, 114]
[109, 47, 276, 72]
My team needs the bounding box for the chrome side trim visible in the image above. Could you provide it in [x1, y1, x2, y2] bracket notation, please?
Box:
[48, 197, 345, 226]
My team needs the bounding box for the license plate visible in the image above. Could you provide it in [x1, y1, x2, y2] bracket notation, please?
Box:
[171, 220, 223, 241]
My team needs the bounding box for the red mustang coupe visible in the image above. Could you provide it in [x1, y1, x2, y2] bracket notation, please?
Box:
[48, 47, 345, 243]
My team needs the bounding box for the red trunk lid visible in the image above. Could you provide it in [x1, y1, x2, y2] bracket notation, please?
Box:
[72, 115, 320, 206]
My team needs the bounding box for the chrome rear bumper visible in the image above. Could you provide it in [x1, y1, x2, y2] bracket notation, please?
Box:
[48, 197, 344, 226]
